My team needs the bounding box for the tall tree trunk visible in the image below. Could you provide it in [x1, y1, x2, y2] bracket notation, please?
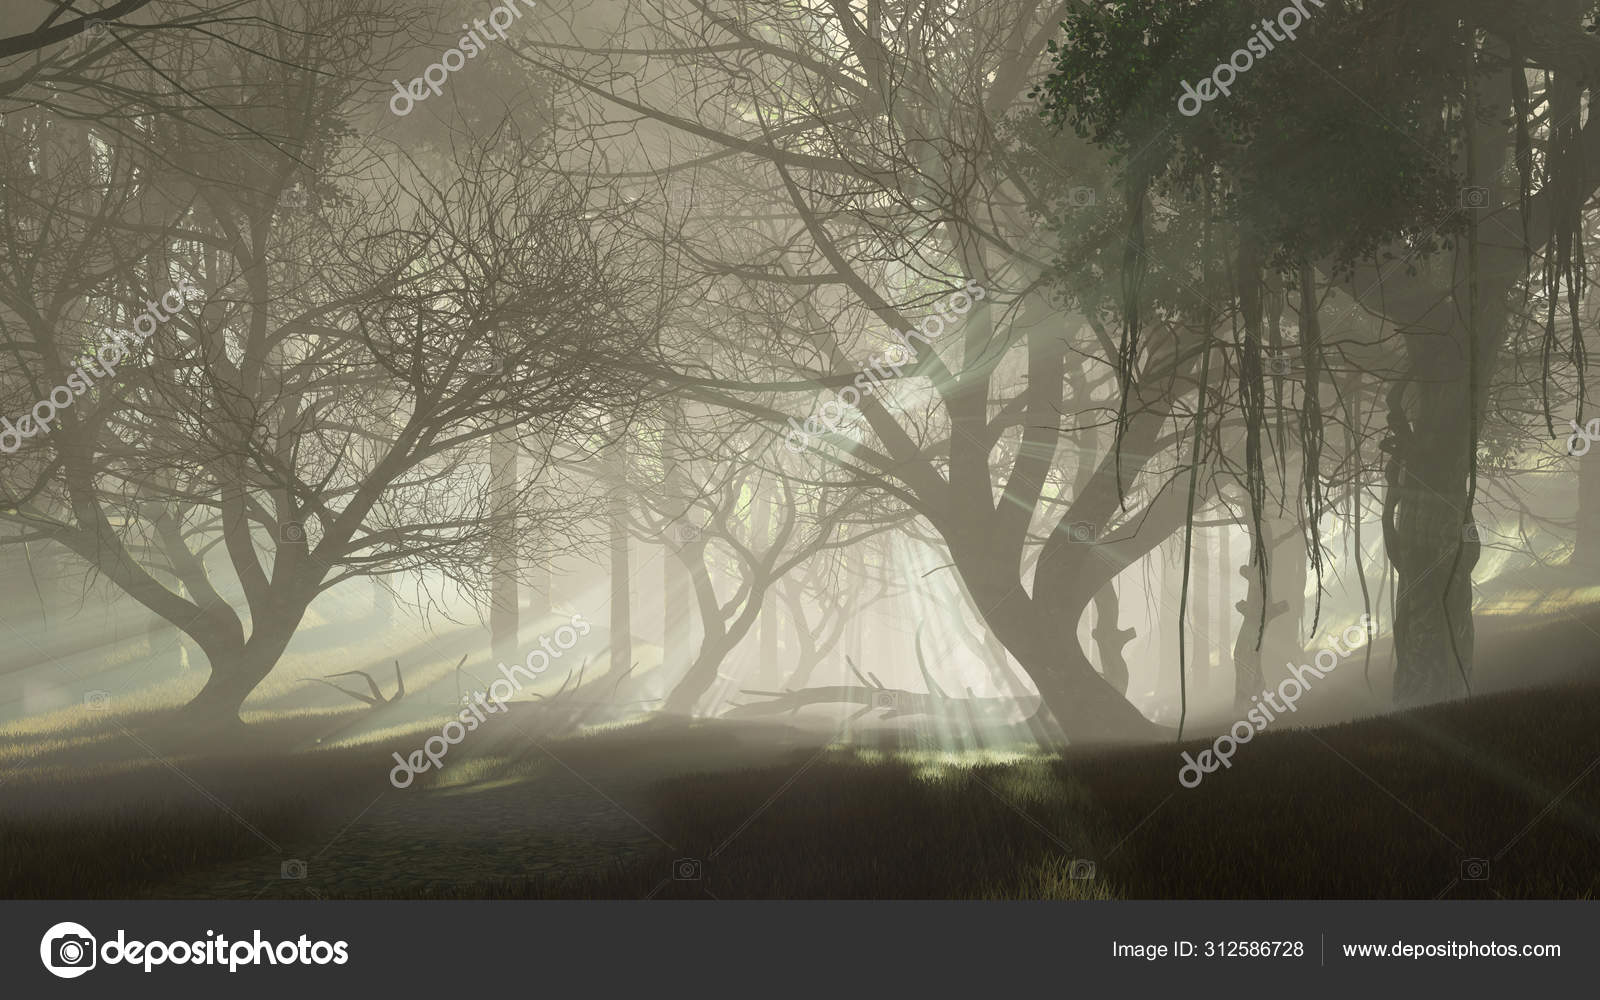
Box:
[960, 546, 1161, 741]
[138, 577, 191, 674]
[609, 502, 632, 679]
[180, 610, 305, 723]
[779, 578, 822, 689]
[663, 547, 690, 677]
[1233, 556, 1266, 708]
[664, 646, 725, 715]
[1385, 372, 1478, 704]
[661, 545, 763, 715]
[754, 497, 778, 687]
[846, 545, 864, 667]
[1191, 529, 1211, 692]
[185, 650, 273, 722]
[660, 403, 690, 680]
[1216, 524, 1230, 685]
[1160, 540, 1180, 690]
[1382, 225, 1511, 706]
[1090, 583, 1133, 697]
[949, 566, 1035, 701]
[1269, 516, 1307, 686]
[489, 431, 518, 664]
[1232, 518, 1293, 708]
[1377, 45, 1520, 706]
[982, 628, 1032, 699]
[783, 644, 822, 690]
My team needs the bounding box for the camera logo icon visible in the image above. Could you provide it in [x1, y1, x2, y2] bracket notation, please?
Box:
[68, 19, 108, 53]
[673, 858, 703, 880]
[281, 859, 308, 880]
[1068, 859, 1096, 880]
[40, 921, 97, 978]
[1460, 857, 1489, 881]
[280, 520, 306, 543]
[1460, 186, 1490, 210]
[1068, 186, 1097, 209]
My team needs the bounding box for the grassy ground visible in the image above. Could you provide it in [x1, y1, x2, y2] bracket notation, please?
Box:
[2, 675, 1597, 899]
[5, 563, 1598, 900]
[388, 681, 1600, 899]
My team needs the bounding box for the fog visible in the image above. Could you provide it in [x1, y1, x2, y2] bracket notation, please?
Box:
[2, 0, 1598, 908]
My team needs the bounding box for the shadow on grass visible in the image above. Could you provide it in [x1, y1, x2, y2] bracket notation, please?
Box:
[2, 680, 1598, 899]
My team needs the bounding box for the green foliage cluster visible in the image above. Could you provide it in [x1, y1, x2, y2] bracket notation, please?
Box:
[1032, 0, 1472, 276]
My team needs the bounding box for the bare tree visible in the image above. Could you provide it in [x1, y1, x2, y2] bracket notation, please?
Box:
[515, 0, 1236, 741]
[0, 9, 658, 723]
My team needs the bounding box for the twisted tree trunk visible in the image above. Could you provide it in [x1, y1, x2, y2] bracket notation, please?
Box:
[1091, 583, 1134, 698]
[1384, 375, 1479, 704]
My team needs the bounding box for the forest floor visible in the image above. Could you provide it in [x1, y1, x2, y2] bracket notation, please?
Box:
[3, 569, 1599, 900]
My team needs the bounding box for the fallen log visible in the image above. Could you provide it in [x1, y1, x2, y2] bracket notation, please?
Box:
[719, 685, 1036, 721]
